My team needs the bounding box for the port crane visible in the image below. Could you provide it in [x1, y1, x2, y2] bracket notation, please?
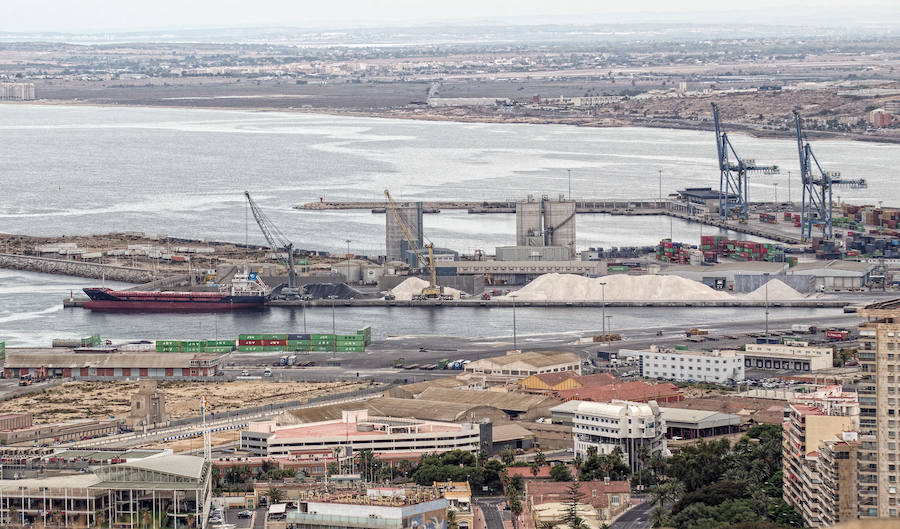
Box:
[794, 111, 867, 241]
[244, 191, 296, 290]
[712, 102, 779, 221]
[384, 189, 450, 300]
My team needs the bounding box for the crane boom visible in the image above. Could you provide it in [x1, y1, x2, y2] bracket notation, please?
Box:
[244, 191, 295, 289]
[384, 189, 443, 299]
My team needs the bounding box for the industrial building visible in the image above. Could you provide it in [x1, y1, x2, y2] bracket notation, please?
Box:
[385, 201, 423, 266]
[555, 381, 683, 404]
[0, 418, 120, 446]
[742, 342, 833, 372]
[515, 194, 576, 259]
[0, 455, 211, 528]
[786, 260, 877, 290]
[627, 347, 745, 383]
[278, 396, 510, 426]
[462, 351, 581, 383]
[660, 262, 789, 291]
[241, 409, 481, 458]
[518, 371, 618, 392]
[3, 350, 223, 379]
[447, 260, 605, 284]
[413, 388, 559, 421]
[557, 399, 667, 471]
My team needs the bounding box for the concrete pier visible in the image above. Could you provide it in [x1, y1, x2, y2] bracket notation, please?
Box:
[0, 254, 157, 283]
[296, 199, 804, 244]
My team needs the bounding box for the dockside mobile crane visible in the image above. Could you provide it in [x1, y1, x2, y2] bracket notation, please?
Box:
[384, 189, 451, 300]
[244, 191, 298, 296]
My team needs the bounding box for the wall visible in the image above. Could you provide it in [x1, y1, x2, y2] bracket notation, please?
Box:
[733, 274, 815, 294]
[378, 274, 484, 295]
[0, 254, 156, 283]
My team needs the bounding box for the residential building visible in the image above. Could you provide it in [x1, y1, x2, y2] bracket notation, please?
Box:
[435, 481, 473, 529]
[856, 300, 900, 519]
[241, 409, 481, 458]
[527, 480, 631, 527]
[818, 432, 860, 527]
[783, 403, 856, 526]
[3, 350, 222, 379]
[0, 455, 211, 528]
[0, 83, 35, 100]
[267, 484, 448, 529]
[742, 342, 834, 372]
[562, 400, 667, 471]
[632, 347, 745, 383]
[463, 351, 581, 382]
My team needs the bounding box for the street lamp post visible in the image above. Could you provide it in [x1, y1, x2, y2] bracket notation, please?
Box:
[605, 315, 613, 358]
[511, 294, 518, 352]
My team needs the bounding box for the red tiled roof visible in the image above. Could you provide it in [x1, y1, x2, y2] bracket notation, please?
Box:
[526, 481, 630, 509]
[556, 381, 681, 403]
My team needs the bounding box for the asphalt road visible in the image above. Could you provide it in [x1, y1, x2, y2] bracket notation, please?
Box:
[611, 499, 654, 529]
[475, 498, 505, 529]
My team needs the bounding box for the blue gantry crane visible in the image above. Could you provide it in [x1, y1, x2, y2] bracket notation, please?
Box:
[794, 111, 867, 241]
[712, 102, 779, 221]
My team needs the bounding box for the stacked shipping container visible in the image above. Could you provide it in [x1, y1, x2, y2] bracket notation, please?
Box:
[656, 239, 690, 263]
[155, 340, 235, 353]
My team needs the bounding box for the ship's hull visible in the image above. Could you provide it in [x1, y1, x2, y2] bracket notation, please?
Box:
[82, 288, 267, 312]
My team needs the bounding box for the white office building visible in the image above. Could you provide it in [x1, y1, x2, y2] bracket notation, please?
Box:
[563, 400, 667, 471]
[742, 342, 833, 372]
[635, 347, 745, 383]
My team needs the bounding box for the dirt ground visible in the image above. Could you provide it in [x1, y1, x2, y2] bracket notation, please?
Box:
[146, 429, 242, 453]
[0, 380, 373, 423]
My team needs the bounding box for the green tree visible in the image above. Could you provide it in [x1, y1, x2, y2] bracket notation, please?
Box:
[266, 487, 284, 504]
[447, 509, 458, 529]
[534, 449, 547, 468]
[562, 481, 587, 529]
[500, 449, 516, 466]
[530, 461, 540, 477]
[550, 463, 573, 482]
[649, 505, 666, 528]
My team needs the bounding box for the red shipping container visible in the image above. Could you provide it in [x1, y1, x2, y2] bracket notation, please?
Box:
[264, 339, 287, 346]
[238, 339, 261, 346]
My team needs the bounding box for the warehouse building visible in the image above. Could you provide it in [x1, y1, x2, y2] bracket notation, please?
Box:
[3, 350, 223, 379]
[0, 455, 211, 528]
[241, 409, 481, 458]
[786, 261, 876, 290]
[278, 396, 510, 426]
[0, 418, 120, 446]
[742, 342, 833, 372]
[447, 260, 605, 284]
[518, 371, 618, 393]
[414, 387, 560, 421]
[463, 351, 581, 383]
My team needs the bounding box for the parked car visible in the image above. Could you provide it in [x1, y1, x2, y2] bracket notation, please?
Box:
[238, 510, 253, 518]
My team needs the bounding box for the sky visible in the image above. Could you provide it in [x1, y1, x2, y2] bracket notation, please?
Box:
[3, 0, 897, 33]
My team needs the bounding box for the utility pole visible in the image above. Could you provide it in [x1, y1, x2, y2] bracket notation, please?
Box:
[511, 294, 518, 352]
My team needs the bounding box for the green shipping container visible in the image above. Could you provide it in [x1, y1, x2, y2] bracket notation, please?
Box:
[311, 334, 334, 340]
[311, 346, 333, 352]
[204, 346, 234, 353]
[263, 333, 287, 340]
[295, 259, 310, 265]
[335, 340, 364, 347]
[157, 340, 180, 346]
[180, 340, 206, 347]
[337, 347, 365, 353]
[239, 334, 263, 340]
[263, 345, 286, 352]
[674, 345, 688, 351]
[238, 345, 264, 352]
[210, 340, 235, 346]
[335, 334, 359, 341]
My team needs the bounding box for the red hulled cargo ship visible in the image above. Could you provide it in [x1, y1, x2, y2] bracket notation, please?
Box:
[83, 273, 269, 312]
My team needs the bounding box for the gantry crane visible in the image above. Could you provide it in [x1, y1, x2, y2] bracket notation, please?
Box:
[384, 189, 449, 300]
[712, 102, 779, 221]
[244, 191, 296, 289]
[794, 111, 867, 241]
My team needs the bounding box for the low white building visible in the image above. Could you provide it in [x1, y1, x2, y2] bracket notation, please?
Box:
[562, 400, 667, 471]
[635, 347, 745, 383]
[463, 351, 581, 382]
[742, 342, 833, 372]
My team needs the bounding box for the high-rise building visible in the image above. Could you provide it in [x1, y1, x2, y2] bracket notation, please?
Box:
[857, 300, 900, 519]
[0, 83, 35, 100]
[385, 201, 423, 266]
[568, 399, 667, 472]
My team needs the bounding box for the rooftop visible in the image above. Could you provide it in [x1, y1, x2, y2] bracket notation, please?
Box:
[416, 388, 557, 413]
[556, 381, 681, 404]
[270, 417, 463, 441]
[527, 480, 630, 509]
[659, 407, 742, 428]
[492, 423, 535, 443]
[471, 351, 580, 369]
[4, 350, 218, 369]
[526, 371, 580, 387]
[552, 399, 657, 418]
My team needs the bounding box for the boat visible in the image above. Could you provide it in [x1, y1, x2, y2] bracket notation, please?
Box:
[82, 273, 270, 312]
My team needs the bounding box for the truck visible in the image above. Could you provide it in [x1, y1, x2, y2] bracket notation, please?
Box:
[826, 330, 850, 342]
[685, 328, 709, 337]
[791, 324, 817, 334]
[438, 358, 450, 369]
[593, 333, 622, 342]
[279, 356, 289, 366]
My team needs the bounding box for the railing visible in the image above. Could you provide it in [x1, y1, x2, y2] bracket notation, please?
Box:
[287, 512, 402, 529]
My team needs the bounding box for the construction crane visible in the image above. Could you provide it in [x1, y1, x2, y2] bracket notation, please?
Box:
[794, 111, 867, 241]
[712, 103, 779, 221]
[384, 189, 448, 300]
[244, 191, 296, 290]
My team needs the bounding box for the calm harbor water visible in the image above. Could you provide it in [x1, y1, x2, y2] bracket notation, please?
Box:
[0, 104, 889, 345]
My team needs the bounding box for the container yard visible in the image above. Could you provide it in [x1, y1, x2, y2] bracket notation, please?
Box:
[149, 327, 373, 354]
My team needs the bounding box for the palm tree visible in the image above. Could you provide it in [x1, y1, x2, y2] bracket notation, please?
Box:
[586, 445, 598, 459]
[447, 509, 458, 529]
[572, 454, 584, 480]
[534, 449, 546, 468]
[267, 487, 284, 504]
[530, 462, 540, 477]
[500, 449, 515, 466]
[635, 445, 649, 490]
[649, 505, 666, 528]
